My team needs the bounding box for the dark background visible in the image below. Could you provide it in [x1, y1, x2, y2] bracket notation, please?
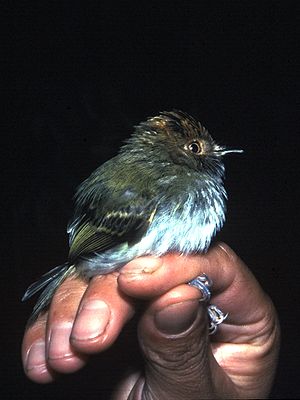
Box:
[5, 1, 299, 399]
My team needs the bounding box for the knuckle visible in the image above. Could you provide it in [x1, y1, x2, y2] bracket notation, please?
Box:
[216, 242, 238, 264]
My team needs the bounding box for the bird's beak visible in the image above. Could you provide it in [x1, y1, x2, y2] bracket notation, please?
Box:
[214, 146, 244, 156]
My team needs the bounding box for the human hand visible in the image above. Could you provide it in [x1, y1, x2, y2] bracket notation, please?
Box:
[22, 243, 280, 398]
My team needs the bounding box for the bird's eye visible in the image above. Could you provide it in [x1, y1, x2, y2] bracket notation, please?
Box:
[188, 140, 203, 155]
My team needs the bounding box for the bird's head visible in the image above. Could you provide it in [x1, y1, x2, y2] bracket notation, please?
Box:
[122, 110, 242, 179]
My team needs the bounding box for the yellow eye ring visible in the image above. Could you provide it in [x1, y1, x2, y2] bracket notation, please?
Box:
[188, 140, 203, 155]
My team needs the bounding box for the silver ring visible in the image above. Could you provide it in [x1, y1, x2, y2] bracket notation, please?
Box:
[188, 274, 228, 335]
[188, 273, 212, 302]
[207, 304, 228, 335]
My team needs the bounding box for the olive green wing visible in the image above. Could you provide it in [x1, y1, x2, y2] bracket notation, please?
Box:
[68, 197, 155, 262]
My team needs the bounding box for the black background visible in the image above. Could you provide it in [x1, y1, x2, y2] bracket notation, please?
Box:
[5, 1, 299, 399]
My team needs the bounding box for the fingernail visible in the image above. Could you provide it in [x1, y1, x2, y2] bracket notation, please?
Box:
[121, 257, 162, 275]
[155, 300, 199, 335]
[47, 322, 73, 360]
[71, 300, 110, 341]
[25, 340, 47, 372]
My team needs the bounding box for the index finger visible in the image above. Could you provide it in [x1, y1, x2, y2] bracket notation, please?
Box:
[118, 243, 276, 334]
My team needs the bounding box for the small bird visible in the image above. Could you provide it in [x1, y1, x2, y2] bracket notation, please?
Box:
[23, 110, 242, 324]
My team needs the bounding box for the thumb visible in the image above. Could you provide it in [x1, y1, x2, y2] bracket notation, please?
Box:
[134, 285, 221, 400]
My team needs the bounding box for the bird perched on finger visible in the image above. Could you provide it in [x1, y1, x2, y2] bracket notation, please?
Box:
[22, 110, 242, 324]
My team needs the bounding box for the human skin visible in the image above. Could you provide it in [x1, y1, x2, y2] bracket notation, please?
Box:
[22, 243, 280, 399]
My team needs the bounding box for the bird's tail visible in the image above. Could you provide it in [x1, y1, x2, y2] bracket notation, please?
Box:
[22, 263, 75, 325]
